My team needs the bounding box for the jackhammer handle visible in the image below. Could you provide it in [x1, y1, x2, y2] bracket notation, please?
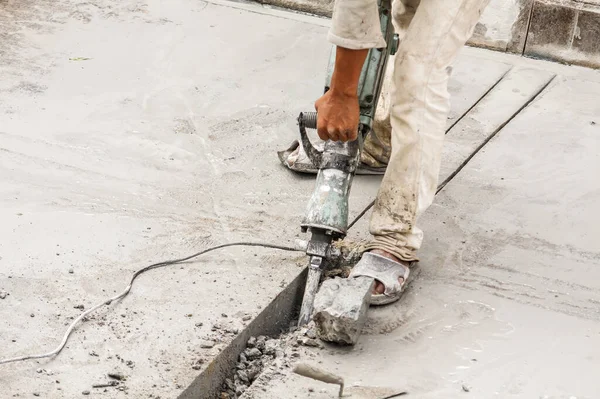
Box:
[299, 112, 318, 130]
[301, 111, 367, 140]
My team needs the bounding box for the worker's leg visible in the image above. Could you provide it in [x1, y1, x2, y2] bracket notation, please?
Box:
[364, 0, 490, 263]
[361, 0, 418, 168]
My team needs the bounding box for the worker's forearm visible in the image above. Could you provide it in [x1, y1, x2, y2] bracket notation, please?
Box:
[330, 47, 368, 97]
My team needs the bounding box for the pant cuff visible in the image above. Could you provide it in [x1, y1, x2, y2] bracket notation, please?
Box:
[363, 236, 419, 263]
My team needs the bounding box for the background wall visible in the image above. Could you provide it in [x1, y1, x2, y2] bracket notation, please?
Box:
[256, 0, 600, 68]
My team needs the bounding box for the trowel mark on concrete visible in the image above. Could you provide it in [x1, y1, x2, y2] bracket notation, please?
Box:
[6, 82, 47, 95]
[360, 289, 506, 344]
[208, 107, 290, 136]
[0, 1, 65, 90]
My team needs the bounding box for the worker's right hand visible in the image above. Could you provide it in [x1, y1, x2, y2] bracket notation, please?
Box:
[314, 88, 360, 142]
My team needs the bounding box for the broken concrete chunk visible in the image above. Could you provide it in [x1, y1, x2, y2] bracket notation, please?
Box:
[246, 364, 261, 382]
[256, 335, 266, 351]
[297, 337, 321, 347]
[108, 372, 125, 381]
[263, 339, 279, 356]
[237, 370, 249, 383]
[244, 347, 262, 360]
[312, 276, 374, 345]
[235, 383, 246, 396]
[199, 340, 216, 349]
[305, 325, 317, 340]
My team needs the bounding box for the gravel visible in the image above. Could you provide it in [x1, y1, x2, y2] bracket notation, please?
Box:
[219, 335, 282, 399]
[218, 323, 322, 399]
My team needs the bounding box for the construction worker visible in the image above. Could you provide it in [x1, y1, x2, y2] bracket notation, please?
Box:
[280, 0, 490, 305]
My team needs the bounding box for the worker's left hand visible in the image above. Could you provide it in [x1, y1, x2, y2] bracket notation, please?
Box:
[314, 88, 360, 142]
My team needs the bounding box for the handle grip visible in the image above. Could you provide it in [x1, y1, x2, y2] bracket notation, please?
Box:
[299, 111, 318, 130]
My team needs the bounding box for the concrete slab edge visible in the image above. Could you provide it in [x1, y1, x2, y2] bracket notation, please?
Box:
[178, 268, 307, 399]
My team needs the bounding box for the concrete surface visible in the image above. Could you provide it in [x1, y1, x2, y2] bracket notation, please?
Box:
[438, 65, 556, 186]
[1, 0, 599, 398]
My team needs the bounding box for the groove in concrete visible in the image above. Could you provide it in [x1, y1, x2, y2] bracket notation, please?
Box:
[179, 268, 307, 399]
[438, 66, 557, 191]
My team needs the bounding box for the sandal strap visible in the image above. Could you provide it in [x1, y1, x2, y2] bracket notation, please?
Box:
[349, 252, 410, 296]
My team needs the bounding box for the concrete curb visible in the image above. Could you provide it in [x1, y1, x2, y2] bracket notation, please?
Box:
[524, 0, 600, 68]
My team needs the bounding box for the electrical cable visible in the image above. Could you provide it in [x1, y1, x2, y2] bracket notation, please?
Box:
[0, 242, 300, 365]
[347, 199, 375, 230]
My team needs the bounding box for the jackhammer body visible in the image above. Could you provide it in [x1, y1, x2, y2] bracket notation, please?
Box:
[296, 0, 398, 327]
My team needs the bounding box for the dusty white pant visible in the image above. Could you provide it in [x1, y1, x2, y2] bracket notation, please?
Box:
[329, 0, 490, 261]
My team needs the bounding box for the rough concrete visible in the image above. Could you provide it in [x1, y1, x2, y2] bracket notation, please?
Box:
[312, 276, 374, 345]
[2, 0, 599, 398]
[242, 48, 600, 398]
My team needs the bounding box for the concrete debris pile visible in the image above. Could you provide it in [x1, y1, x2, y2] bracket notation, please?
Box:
[220, 335, 281, 398]
[220, 323, 323, 398]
